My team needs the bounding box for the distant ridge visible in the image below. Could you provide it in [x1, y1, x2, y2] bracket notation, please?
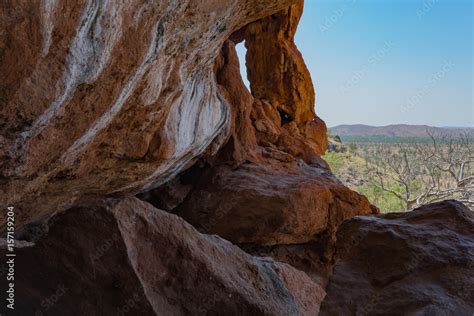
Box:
[329, 124, 474, 137]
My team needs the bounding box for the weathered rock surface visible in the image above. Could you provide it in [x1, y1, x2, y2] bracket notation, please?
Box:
[320, 200, 474, 315]
[0, 1, 373, 314]
[1, 0, 374, 257]
[3, 1, 471, 315]
[1, 0, 301, 229]
[1, 199, 155, 316]
[174, 162, 375, 246]
[144, 14, 376, 248]
[2, 197, 325, 315]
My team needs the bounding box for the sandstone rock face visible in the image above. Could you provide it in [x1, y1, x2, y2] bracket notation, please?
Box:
[320, 200, 474, 315]
[2, 199, 155, 316]
[2, 197, 325, 315]
[145, 17, 376, 249]
[0, 1, 372, 314]
[3, 1, 471, 315]
[0, 0, 297, 228]
[1, 0, 375, 288]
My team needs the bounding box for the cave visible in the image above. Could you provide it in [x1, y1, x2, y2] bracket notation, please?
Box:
[0, 0, 472, 315]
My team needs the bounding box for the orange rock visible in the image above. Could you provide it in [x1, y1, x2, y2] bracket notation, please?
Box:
[175, 162, 375, 246]
[1, 2, 471, 315]
[0, 0, 296, 228]
[163, 12, 375, 247]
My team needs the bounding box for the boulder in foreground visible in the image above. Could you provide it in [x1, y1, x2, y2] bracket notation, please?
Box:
[2, 197, 324, 315]
[320, 200, 474, 315]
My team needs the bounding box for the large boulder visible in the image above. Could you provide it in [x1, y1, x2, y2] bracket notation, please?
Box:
[175, 162, 376, 246]
[1, 197, 325, 315]
[320, 200, 474, 315]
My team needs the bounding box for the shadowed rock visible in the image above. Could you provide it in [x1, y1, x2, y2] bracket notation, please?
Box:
[1, 197, 324, 315]
[320, 200, 474, 315]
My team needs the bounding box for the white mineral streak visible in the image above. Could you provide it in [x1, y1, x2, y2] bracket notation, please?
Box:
[41, 0, 58, 56]
[87, 0, 125, 82]
[117, 72, 230, 193]
[141, 59, 174, 106]
[63, 1, 188, 157]
[64, 18, 163, 156]
[13, 0, 261, 194]
[27, 0, 124, 140]
[117, 4, 239, 192]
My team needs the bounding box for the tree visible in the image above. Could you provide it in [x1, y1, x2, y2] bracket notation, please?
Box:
[364, 133, 473, 210]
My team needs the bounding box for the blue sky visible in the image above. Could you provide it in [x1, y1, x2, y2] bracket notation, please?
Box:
[236, 0, 472, 127]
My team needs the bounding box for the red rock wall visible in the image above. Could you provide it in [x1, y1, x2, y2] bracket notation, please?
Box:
[142, 0, 376, 284]
[1, 0, 357, 242]
[2, 1, 470, 315]
[1, 0, 297, 226]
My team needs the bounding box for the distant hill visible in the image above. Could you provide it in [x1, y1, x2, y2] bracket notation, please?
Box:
[329, 124, 473, 138]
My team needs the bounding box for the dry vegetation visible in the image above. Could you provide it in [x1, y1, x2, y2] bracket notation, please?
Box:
[324, 133, 474, 212]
